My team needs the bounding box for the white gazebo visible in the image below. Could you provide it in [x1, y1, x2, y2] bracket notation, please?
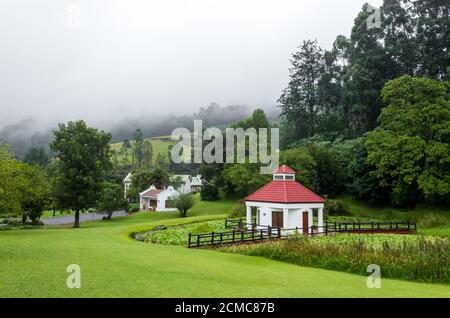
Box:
[245, 165, 325, 234]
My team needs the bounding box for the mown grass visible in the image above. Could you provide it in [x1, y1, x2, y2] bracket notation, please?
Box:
[2, 197, 450, 297]
[220, 234, 450, 285]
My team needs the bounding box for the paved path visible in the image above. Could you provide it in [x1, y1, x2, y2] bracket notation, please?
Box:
[42, 211, 129, 225]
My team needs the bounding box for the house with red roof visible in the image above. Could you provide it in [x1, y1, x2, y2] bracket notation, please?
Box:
[245, 165, 325, 234]
[139, 185, 180, 212]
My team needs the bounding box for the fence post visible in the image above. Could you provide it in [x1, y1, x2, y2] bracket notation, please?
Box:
[197, 234, 200, 247]
[407, 222, 410, 231]
[211, 232, 215, 245]
[390, 221, 392, 230]
[188, 233, 191, 248]
[251, 228, 255, 240]
[260, 229, 263, 240]
[278, 227, 281, 238]
[241, 230, 244, 241]
[371, 221, 374, 230]
[220, 233, 223, 244]
[232, 229, 235, 242]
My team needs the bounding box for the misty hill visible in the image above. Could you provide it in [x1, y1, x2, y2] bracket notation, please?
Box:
[0, 104, 280, 159]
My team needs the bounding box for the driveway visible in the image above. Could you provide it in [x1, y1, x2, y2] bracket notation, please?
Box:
[42, 211, 129, 225]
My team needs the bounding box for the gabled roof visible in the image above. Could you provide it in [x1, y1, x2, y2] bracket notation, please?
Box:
[245, 180, 325, 204]
[141, 189, 164, 198]
[273, 165, 296, 174]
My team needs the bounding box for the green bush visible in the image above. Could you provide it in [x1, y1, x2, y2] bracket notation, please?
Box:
[418, 214, 448, 228]
[325, 200, 351, 216]
[200, 184, 220, 201]
[130, 207, 140, 212]
[228, 200, 245, 218]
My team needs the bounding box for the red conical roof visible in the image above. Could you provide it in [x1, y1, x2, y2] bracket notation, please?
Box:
[273, 165, 296, 174]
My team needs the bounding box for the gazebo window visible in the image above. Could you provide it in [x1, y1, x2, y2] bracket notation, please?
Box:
[274, 175, 284, 180]
[285, 175, 294, 180]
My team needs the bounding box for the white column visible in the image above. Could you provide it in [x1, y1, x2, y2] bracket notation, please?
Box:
[246, 205, 252, 229]
[308, 208, 313, 234]
[283, 208, 289, 229]
[318, 207, 324, 233]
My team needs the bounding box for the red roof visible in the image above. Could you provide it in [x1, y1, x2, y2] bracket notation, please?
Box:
[245, 180, 325, 204]
[141, 189, 163, 198]
[274, 165, 296, 174]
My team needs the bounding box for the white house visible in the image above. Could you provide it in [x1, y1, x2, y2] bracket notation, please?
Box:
[139, 185, 180, 212]
[123, 172, 132, 198]
[245, 165, 325, 234]
[171, 174, 203, 193]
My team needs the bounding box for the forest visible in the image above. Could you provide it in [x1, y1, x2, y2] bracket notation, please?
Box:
[0, 0, 449, 227]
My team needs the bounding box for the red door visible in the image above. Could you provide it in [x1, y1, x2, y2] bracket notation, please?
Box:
[272, 212, 283, 228]
[302, 211, 309, 233]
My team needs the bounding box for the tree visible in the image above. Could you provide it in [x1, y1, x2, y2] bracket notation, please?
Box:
[200, 183, 220, 201]
[50, 121, 112, 228]
[23, 147, 50, 167]
[169, 175, 184, 190]
[341, 3, 393, 137]
[149, 166, 169, 189]
[127, 168, 153, 200]
[366, 76, 450, 206]
[142, 140, 153, 168]
[413, 0, 449, 80]
[278, 40, 324, 139]
[222, 164, 270, 197]
[279, 147, 318, 192]
[172, 193, 195, 218]
[19, 164, 50, 225]
[307, 143, 346, 197]
[97, 182, 128, 220]
[0, 145, 25, 216]
[134, 129, 144, 167]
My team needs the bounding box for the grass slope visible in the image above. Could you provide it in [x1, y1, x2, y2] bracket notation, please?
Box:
[110, 138, 174, 165]
[1, 198, 450, 298]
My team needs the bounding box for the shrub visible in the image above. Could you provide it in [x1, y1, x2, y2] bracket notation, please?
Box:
[130, 207, 140, 213]
[418, 214, 448, 228]
[228, 200, 245, 218]
[325, 200, 351, 216]
[200, 184, 220, 201]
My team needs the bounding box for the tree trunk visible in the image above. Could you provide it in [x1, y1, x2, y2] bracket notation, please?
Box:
[53, 209, 56, 217]
[107, 212, 113, 220]
[74, 210, 80, 228]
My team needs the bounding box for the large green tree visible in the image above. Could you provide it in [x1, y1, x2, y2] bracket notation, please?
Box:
[366, 76, 450, 206]
[97, 181, 128, 220]
[279, 40, 324, 139]
[50, 121, 112, 228]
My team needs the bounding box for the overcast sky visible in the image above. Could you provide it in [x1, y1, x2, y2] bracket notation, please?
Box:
[0, 0, 383, 129]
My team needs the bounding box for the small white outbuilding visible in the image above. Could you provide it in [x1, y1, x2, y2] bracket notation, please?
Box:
[245, 165, 325, 234]
[139, 185, 180, 212]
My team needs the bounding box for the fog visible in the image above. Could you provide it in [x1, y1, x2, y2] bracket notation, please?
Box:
[0, 0, 383, 130]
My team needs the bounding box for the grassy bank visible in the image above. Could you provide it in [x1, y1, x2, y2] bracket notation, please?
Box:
[220, 234, 450, 285]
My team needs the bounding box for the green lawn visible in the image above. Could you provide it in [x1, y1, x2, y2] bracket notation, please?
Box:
[1, 197, 450, 297]
[110, 138, 175, 165]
